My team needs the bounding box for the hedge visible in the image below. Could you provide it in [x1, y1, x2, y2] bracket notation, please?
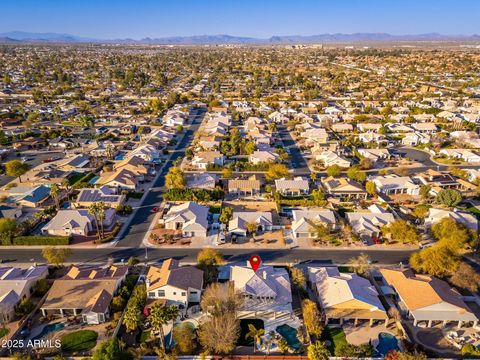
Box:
[163, 188, 224, 202]
[12, 236, 70, 246]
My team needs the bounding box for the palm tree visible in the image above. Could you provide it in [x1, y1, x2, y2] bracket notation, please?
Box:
[149, 304, 180, 350]
[264, 330, 277, 354]
[245, 324, 265, 353]
[308, 220, 329, 245]
[50, 183, 60, 210]
[88, 203, 100, 240]
[122, 305, 143, 333]
[246, 222, 258, 243]
[96, 202, 107, 239]
[348, 253, 372, 276]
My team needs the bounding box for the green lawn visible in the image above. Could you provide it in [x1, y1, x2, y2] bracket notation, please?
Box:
[467, 206, 480, 220]
[0, 327, 9, 338]
[68, 172, 87, 185]
[60, 330, 98, 352]
[140, 330, 151, 343]
[320, 327, 348, 355]
[126, 191, 144, 200]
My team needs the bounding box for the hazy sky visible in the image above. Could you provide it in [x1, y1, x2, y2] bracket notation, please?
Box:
[1, 0, 479, 38]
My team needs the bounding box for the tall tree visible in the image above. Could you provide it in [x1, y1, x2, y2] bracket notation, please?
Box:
[382, 220, 421, 244]
[348, 253, 371, 276]
[302, 299, 323, 338]
[165, 166, 186, 190]
[149, 304, 180, 349]
[96, 202, 107, 239]
[50, 183, 60, 210]
[5, 160, 29, 183]
[265, 163, 289, 180]
[41, 247, 72, 266]
[0, 218, 17, 245]
[88, 203, 101, 240]
[436, 189, 462, 208]
[307, 341, 330, 360]
[198, 313, 240, 354]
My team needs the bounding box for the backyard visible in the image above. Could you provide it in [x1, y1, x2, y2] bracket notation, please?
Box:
[321, 326, 348, 354]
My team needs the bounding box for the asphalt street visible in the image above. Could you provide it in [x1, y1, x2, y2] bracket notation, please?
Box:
[0, 247, 415, 266]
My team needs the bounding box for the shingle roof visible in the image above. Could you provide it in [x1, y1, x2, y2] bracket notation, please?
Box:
[147, 258, 203, 292]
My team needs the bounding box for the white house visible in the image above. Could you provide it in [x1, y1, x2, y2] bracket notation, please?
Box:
[307, 267, 387, 326]
[42, 208, 116, 237]
[439, 149, 480, 163]
[346, 205, 394, 240]
[371, 175, 420, 196]
[163, 202, 209, 237]
[424, 208, 478, 231]
[274, 177, 310, 196]
[228, 211, 273, 237]
[230, 262, 293, 319]
[316, 150, 351, 168]
[0, 266, 48, 322]
[192, 151, 225, 170]
[291, 209, 337, 239]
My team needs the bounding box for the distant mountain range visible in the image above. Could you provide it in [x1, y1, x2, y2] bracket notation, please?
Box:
[0, 31, 479, 44]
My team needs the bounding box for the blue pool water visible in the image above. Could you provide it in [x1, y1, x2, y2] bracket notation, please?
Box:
[32, 323, 65, 340]
[276, 324, 301, 350]
[376, 332, 399, 356]
[88, 176, 100, 184]
[114, 153, 125, 160]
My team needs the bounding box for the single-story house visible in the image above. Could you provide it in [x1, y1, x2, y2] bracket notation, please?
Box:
[0, 266, 48, 322]
[186, 173, 218, 190]
[163, 201, 209, 238]
[228, 176, 261, 197]
[371, 175, 420, 196]
[378, 268, 478, 328]
[308, 267, 388, 326]
[275, 177, 309, 196]
[74, 186, 125, 208]
[230, 262, 292, 319]
[42, 208, 116, 237]
[192, 151, 225, 170]
[322, 177, 367, 200]
[228, 211, 273, 237]
[249, 150, 279, 165]
[424, 208, 478, 231]
[41, 265, 128, 324]
[346, 205, 394, 240]
[291, 209, 337, 238]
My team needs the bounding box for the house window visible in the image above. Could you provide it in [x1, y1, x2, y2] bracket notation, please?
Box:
[158, 290, 165, 297]
[173, 292, 176, 295]
[181, 292, 186, 296]
[148, 292, 156, 298]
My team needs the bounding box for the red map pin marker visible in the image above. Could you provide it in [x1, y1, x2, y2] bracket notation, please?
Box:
[249, 255, 261, 272]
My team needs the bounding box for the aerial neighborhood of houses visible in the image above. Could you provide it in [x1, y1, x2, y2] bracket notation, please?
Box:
[0, 40, 480, 360]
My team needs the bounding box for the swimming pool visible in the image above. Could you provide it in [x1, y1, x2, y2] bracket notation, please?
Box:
[32, 323, 65, 340]
[88, 176, 100, 184]
[375, 332, 399, 356]
[276, 324, 301, 350]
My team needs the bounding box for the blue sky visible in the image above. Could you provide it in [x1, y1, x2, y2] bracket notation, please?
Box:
[1, 0, 479, 39]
